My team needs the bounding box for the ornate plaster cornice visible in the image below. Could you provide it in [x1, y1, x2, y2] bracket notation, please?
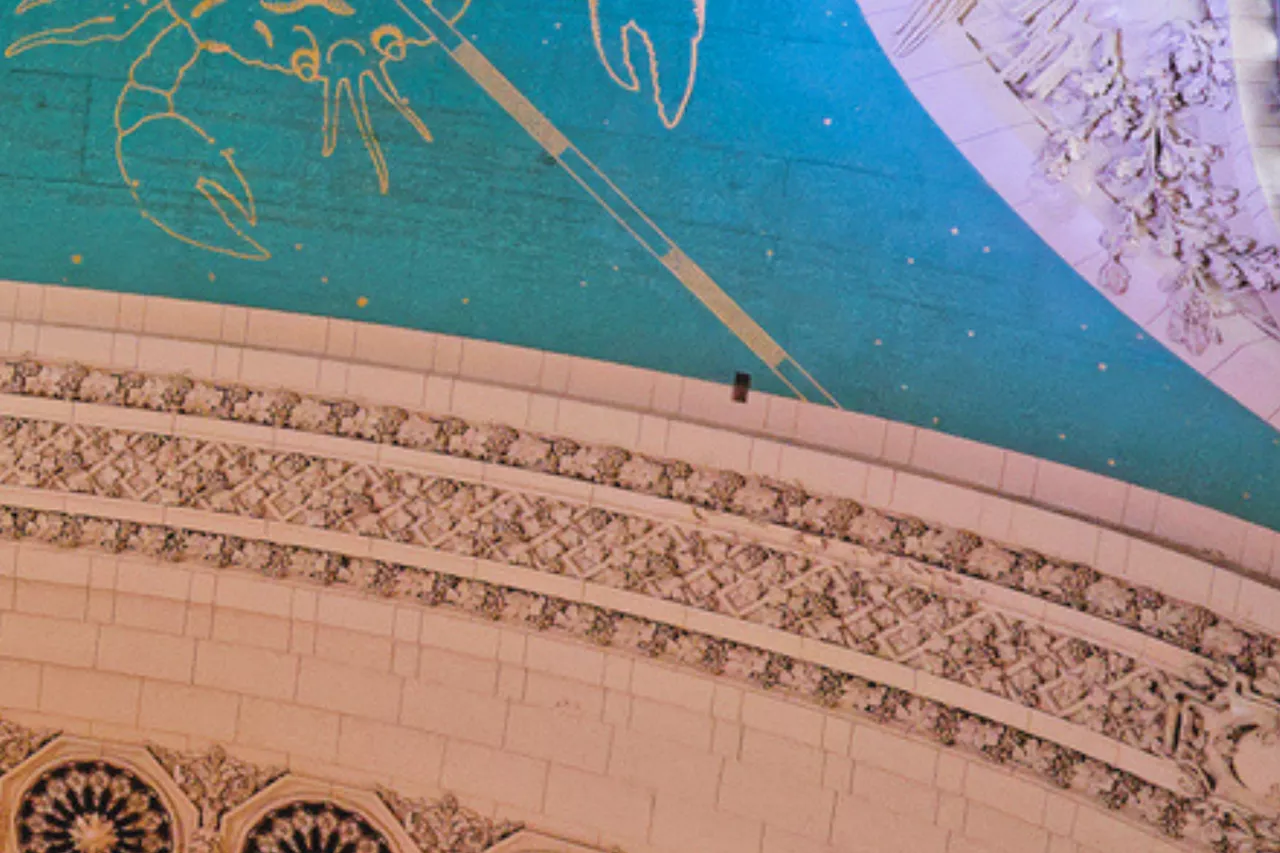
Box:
[0, 356, 1277, 849]
[0, 357, 1264, 660]
[0, 417, 1211, 761]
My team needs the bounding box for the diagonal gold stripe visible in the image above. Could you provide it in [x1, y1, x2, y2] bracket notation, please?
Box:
[660, 248, 786, 368]
[452, 42, 570, 158]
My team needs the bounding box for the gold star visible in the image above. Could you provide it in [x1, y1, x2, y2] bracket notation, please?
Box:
[356, 296, 368, 308]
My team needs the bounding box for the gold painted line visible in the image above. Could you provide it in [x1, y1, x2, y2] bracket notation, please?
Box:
[190, 0, 226, 19]
[785, 358, 841, 407]
[405, 3, 837, 403]
[661, 248, 785, 369]
[451, 42, 569, 158]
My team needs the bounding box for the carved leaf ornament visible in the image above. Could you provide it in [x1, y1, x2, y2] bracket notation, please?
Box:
[897, 0, 1280, 351]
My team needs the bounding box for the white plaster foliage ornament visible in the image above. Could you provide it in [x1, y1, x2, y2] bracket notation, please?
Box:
[896, 0, 1280, 353]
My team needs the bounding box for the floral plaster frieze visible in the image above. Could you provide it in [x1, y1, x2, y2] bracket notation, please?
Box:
[0, 719, 58, 777]
[0, 361, 1276, 759]
[147, 745, 285, 853]
[0, 357, 1266, 664]
[885, 0, 1280, 418]
[0, 417, 1218, 758]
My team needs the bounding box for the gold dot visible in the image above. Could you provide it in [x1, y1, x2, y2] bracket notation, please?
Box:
[208, 273, 216, 282]
[356, 296, 368, 308]
[462, 297, 470, 305]
[1097, 363, 1108, 372]
[873, 339, 882, 346]
[321, 276, 328, 284]
[1107, 458, 1116, 467]
[70, 254, 82, 265]
[1058, 433, 1066, 440]
[1243, 491, 1252, 500]
[294, 244, 303, 251]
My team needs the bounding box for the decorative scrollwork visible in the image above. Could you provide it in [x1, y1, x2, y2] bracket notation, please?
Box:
[16, 760, 175, 853]
[0, 719, 58, 776]
[0, 357, 1279, 849]
[377, 790, 522, 853]
[147, 746, 284, 853]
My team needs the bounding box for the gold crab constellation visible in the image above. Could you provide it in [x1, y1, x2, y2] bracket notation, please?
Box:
[5, 0, 705, 261]
[6, 0, 475, 260]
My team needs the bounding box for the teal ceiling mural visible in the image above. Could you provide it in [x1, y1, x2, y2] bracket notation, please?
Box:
[2, 0, 1279, 532]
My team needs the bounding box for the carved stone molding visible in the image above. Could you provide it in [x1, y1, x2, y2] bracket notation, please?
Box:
[17, 761, 174, 853]
[0, 357, 1267, 672]
[220, 779, 415, 853]
[376, 790, 523, 853]
[0, 358, 1277, 848]
[487, 832, 612, 853]
[0, 738, 198, 853]
[240, 801, 392, 853]
[0, 720, 57, 778]
[0, 416, 1190, 755]
[0, 507, 1276, 850]
[0, 736, 525, 853]
[146, 746, 284, 853]
[188, 766, 521, 853]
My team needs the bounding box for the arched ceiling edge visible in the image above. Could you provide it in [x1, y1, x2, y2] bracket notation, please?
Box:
[0, 353, 1275, 849]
